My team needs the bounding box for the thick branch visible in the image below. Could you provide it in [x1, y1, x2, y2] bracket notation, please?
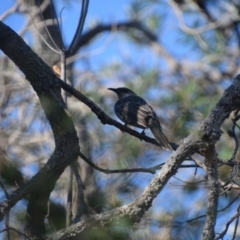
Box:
[47, 74, 240, 238]
[2, 17, 240, 239]
[48, 135, 200, 239]
[0, 21, 79, 237]
[203, 74, 240, 141]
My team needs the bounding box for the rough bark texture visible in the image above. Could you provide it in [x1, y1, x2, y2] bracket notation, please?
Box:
[0, 21, 79, 238]
[1, 18, 240, 239]
[49, 75, 240, 238]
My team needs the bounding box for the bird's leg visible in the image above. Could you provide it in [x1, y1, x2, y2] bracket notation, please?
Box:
[139, 129, 146, 142]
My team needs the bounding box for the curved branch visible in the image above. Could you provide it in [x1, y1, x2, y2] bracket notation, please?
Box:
[48, 74, 240, 238]
[215, 206, 240, 240]
[2, 18, 240, 239]
[48, 138, 197, 239]
[0, 21, 79, 237]
[59, 78, 178, 150]
[68, 21, 158, 57]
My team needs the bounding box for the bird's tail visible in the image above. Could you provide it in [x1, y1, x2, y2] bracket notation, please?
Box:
[148, 117, 173, 151]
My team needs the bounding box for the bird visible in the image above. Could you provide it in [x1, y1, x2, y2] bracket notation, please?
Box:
[108, 87, 173, 150]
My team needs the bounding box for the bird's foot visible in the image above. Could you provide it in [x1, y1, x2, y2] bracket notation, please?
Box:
[140, 130, 146, 141]
[141, 129, 146, 136]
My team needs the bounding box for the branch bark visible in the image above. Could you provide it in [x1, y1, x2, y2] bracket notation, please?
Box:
[59, 79, 178, 150]
[68, 21, 158, 57]
[48, 73, 240, 238]
[0, 21, 79, 238]
[1, 18, 240, 239]
[48, 136, 200, 239]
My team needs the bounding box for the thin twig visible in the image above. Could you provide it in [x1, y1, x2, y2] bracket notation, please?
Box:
[0, 227, 31, 240]
[72, 163, 88, 223]
[187, 192, 240, 223]
[36, 0, 61, 51]
[29, 11, 60, 54]
[0, 0, 20, 21]
[46, 201, 56, 233]
[79, 151, 156, 174]
[59, 78, 177, 150]
[68, 0, 89, 54]
[215, 206, 240, 240]
[79, 151, 201, 175]
[232, 206, 240, 240]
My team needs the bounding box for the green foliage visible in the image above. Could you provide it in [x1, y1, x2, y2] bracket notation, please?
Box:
[1, 0, 240, 239]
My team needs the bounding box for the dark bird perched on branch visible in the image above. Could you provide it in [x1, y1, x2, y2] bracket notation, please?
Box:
[108, 87, 173, 150]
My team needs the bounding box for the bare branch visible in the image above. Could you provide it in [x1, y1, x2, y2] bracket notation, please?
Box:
[48, 135, 199, 239]
[187, 190, 240, 224]
[0, 226, 31, 240]
[67, 21, 158, 57]
[0, 21, 79, 237]
[71, 162, 88, 223]
[80, 151, 201, 175]
[0, 0, 20, 21]
[232, 206, 240, 240]
[168, 0, 240, 35]
[79, 151, 157, 174]
[215, 205, 240, 240]
[47, 72, 240, 238]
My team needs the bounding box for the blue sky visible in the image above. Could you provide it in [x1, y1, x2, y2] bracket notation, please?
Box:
[0, 0, 134, 46]
[0, 0, 193, 63]
[0, 1, 238, 239]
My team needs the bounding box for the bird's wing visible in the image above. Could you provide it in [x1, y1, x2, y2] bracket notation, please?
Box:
[114, 95, 173, 150]
[114, 96, 154, 128]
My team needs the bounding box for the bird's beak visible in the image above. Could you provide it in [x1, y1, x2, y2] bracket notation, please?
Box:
[108, 88, 116, 92]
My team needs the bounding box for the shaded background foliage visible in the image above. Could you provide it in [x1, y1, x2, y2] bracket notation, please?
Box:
[0, 0, 240, 239]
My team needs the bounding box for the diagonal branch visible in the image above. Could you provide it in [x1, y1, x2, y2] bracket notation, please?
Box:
[47, 74, 240, 238]
[68, 21, 158, 57]
[59, 79, 178, 150]
[0, 21, 79, 237]
[48, 136, 199, 239]
[215, 205, 240, 240]
[2, 17, 240, 239]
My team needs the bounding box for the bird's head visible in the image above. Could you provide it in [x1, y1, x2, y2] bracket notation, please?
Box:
[108, 87, 137, 99]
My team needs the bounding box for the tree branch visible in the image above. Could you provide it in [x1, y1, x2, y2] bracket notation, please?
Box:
[0, 20, 79, 237]
[59, 79, 178, 150]
[68, 21, 158, 57]
[47, 74, 240, 238]
[48, 136, 198, 239]
[215, 206, 240, 240]
[2, 17, 240, 239]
